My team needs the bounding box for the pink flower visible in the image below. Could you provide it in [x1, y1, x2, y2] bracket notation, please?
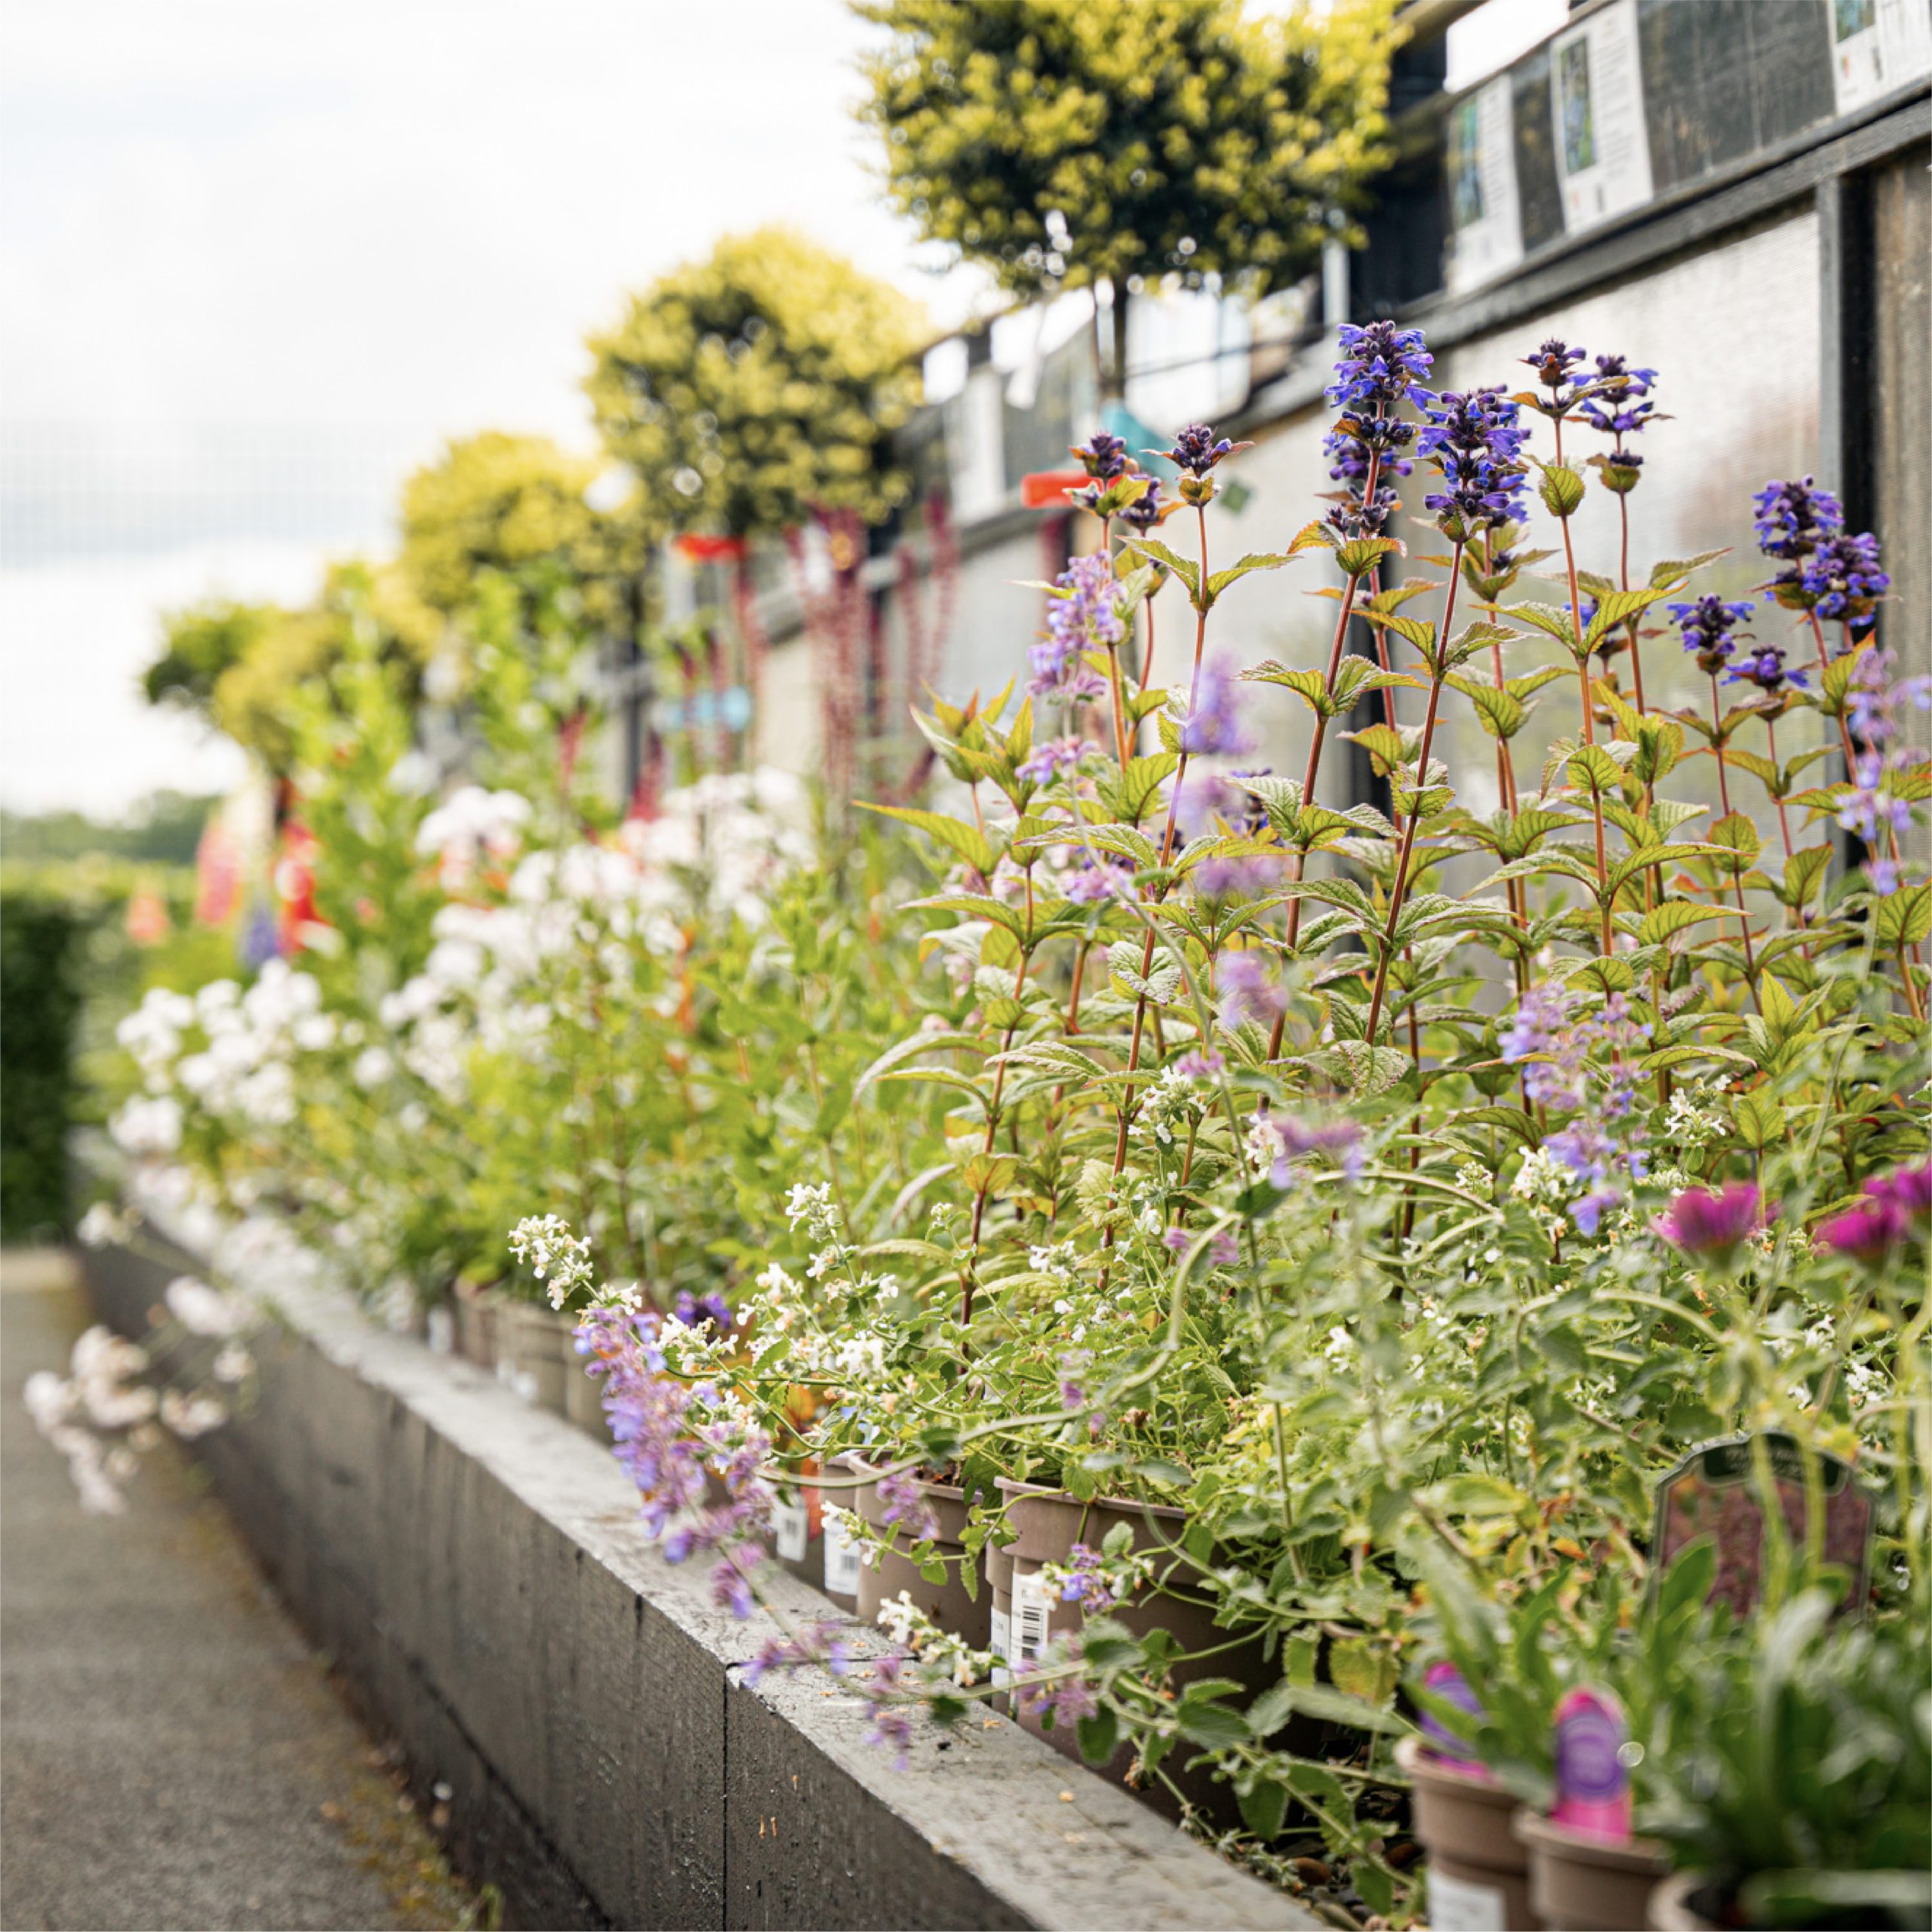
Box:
[1817, 1198, 1909, 1266]
[1656, 1183, 1768, 1260]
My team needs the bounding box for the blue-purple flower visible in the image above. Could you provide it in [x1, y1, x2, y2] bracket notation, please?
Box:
[1018, 736, 1091, 786]
[1165, 423, 1243, 475]
[1175, 654, 1251, 756]
[1669, 595, 1753, 675]
[877, 1469, 940, 1543]
[1724, 643, 1807, 694]
[1327, 321, 1433, 413]
[1029, 553, 1118, 703]
[1417, 386, 1530, 536]
[1069, 430, 1128, 482]
[1799, 531, 1889, 634]
[1578, 353, 1658, 441]
[1753, 476, 1843, 560]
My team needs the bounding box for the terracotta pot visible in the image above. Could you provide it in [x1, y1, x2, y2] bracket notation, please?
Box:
[1395, 1737, 1536, 1931]
[500, 1301, 573, 1414]
[843, 1457, 989, 1647]
[1517, 1809, 1670, 1931]
[997, 1480, 1279, 1832]
[451, 1279, 499, 1367]
[1647, 1872, 1722, 1930]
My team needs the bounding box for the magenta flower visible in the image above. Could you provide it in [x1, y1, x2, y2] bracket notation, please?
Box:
[1817, 1198, 1909, 1266]
[1656, 1183, 1769, 1261]
[1869, 1160, 1932, 1224]
[1818, 1161, 1930, 1265]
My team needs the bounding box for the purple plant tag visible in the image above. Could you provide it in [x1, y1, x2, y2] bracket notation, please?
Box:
[1418, 1660, 1486, 1764]
[1552, 1687, 1631, 1840]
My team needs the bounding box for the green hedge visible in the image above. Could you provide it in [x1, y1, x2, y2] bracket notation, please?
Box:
[2, 893, 90, 1242]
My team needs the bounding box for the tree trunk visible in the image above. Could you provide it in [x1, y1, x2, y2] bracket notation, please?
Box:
[1106, 281, 1131, 402]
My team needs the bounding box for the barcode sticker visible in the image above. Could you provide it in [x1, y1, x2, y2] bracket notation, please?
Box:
[989, 1605, 1011, 1689]
[823, 1515, 862, 1596]
[1013, 1567, 1052, 1666]
[773, 1492, 808, 1563]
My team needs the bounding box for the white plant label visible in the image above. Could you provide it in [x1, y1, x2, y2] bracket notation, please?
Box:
[1012, 1567, 1053, 1666]
[773, 1493, 808, 1564]
[989, 1604, 1012, 1689]
[1426, 1870, 1508, 1931]
[1550, 0, 1654, 235]
[823, 1515, 861, 1596]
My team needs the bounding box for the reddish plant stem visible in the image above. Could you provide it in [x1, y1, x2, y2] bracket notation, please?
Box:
[1557, 506, 1611, 923]
[1363, 543, 1466, 1048]
[1709, 673, 1760, 990]
[1103, 509, 1213, 1230]
[1617, 484, 1647, 714]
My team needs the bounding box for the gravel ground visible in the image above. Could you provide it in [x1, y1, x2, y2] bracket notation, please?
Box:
[1, 1248, 477, 1932]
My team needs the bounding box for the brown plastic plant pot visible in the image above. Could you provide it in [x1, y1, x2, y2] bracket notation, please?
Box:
[500, 1301, 574, 1414]
[1645, 1871, 1722, 1930]
[563, 1329, 605, 1435]
[1516, 1808, 1671, 1931]
[986, 1534, 1014, 1716]
[996, 1479, 1282, 1835]
[842, 1455, 990, 1649]
[451, 1278, 499, 1367]
[1395, 1737, 1537, 1931]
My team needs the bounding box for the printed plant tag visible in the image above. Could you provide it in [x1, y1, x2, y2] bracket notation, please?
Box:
[1651, 1430, 1872, 1617]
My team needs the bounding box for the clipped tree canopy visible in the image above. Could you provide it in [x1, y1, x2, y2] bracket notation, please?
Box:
[146, 563, 438, 776]
[583, 226, 927, 539]
[853, 0, 1395, 301]
[398, 430, 649, 620]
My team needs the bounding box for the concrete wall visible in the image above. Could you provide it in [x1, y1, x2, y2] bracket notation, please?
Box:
[78, 1225, 1316, 1932]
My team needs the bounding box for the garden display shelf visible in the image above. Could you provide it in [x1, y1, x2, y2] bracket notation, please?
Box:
[72, 1150, 1318, 1932]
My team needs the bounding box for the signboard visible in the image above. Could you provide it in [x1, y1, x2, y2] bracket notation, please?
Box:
[1651, 1431, 1873, 1618]
[1445, 75, 1525, 294]
[1550, 0, 1654, 235]
[1829, 0, 1932, 115]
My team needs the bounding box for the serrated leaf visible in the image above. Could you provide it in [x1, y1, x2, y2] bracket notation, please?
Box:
[1876, 882, 1932, 947]
[1204, 551, 1294, 605]
[856, 802, 998, 876]
[1649, 547, 1730, 586]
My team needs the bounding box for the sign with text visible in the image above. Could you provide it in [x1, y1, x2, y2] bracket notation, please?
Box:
[1550, 0, 1655, 235]
[1651, 1431, 1873, 1618]
[1445, 75, 1526, 294]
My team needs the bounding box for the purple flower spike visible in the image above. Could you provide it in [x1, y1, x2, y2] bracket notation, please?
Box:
[1656, 1183, 1769, 1262]
[1669, 595, 1753, 675]
[877, 1469, 940, 1544]
[1176, 654, 1252, 757]
[1165, 423, 1243, 475]
[1754, 477, 1844, 560]
[1069, 430, 1128, 482]
[1327, 321, 1432, 412]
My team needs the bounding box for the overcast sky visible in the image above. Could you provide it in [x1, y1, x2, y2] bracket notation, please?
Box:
[0, 0, 1563, 817]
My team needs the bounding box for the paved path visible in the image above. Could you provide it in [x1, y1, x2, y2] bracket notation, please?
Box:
[2, 1251, 473, 1931]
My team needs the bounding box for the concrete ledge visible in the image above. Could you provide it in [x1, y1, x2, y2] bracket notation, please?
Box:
[76, 1211, 1318, 1931]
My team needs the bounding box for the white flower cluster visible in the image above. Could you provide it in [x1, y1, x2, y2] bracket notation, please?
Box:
[417, 785, 531, 888]
[164, 1274, 252, 1338]
[1510, 1147, 1573, 1206]
[1130, 1066, 1202, 1148]
[507, 1214, 595, 1309]
[874, 1589, 995, 1688]
[1663, 1085, 1730, 1150]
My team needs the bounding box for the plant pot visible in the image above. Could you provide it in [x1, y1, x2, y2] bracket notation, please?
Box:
[1647, 1871, 1722, 1930]
[843, 1456, 989, 1647]
[767, 1459, 829, 1594]
[997, 1479, 1278, 1833]
[563, 1324, 606, 1435]
[1517, 1809, 1670, 1931]
[986, 1534, 1014, 1715]
[500, 1301, 574, 1414]
[1395, 1737, 1535, 1931]
[452, 1279, 499, 1368]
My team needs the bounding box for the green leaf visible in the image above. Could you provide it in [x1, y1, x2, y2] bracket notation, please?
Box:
[1203, 551, 1295, 606]
[1781, 845, 1834, 909]
[855, 802, 997, 876]
[1876, 881, 1932, 946]
[1732, 1088, 1786, 1151]
[1537, 463, 1586, 518]
[1286, 518, 1339, 555]
[1235, 1778, 1287, 1842]
[1330, 1636, 1400, 1708]
[1638, 900, 1725, 948]
[1335, 535, 1401, 579]
[1075, 1705, 1119, 1765]
[1120, 537, 1199, 601]
[1649, 546, 1730, 586]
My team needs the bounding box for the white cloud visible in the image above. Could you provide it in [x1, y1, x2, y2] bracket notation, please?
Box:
[1, 0, 984, 812]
